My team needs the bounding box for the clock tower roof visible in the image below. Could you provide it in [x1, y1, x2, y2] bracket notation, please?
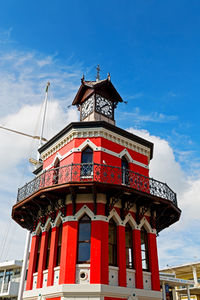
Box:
[72, 77, 123, 106]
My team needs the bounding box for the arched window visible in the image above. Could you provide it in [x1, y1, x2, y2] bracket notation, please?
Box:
[53, 159, 60, 184]
[125, 223, 133, 268]
[45, 228, 52, 269]
[35, 233, 41, 272]
[141, 227, 149, 271]
[56, 222, 63, 266]
[109, 219, 117, 266]
[81, 147, 93, 176]
[77, 215, 91, 263]
[121, 156, 129, 185]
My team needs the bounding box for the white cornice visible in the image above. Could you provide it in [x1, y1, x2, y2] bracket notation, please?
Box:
[41, 127, 151, 164]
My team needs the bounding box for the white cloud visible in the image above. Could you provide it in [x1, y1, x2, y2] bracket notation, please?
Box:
[0, 49, 81, 262]
[118, 107, 177, 125]
[127, 127, 200, 267]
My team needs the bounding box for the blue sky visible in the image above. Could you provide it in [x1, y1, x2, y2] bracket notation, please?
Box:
[0, 0, 200, 268]
[2, 0, 199, 162]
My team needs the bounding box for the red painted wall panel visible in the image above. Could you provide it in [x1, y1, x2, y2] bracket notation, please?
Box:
[42, 136, 149, 178]
[59, 221, 78, 284]
[148, 233, 160, 291]
[36, 231, 48, 288]
[133, 229, 143, 289]
[117, 226, 126, 287]
[90, 221, 109, 284]
[26, 235, 38, 290]
[47, 227, 58, 286]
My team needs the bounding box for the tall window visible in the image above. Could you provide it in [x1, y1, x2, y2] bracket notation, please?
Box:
[125, 223, 133, 268]
[45, 228, 52, 269]
[141, 227, 149, 271]
[53, 159, 60, 184]
[81, 147, 93, 176]
[0, 271, 4, 291]
[121, 156, 129, 185]
[77, 215, 91, 263]
[3, 270, 13, 293]
[35, 233, 41, 272]
[109, 219, 117, 266]
[56, 222, 63, 266]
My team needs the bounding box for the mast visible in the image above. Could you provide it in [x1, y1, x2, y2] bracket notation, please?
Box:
[18, 82, 50, 300]
[38, 82, 50, 159]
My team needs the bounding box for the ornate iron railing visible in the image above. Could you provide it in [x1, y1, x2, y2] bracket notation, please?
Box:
[17, 163, 177, 206]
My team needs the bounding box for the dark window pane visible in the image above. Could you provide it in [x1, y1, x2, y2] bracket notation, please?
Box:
[77, 215, 91, 263]
[56, 223, 62, 266]
[82, 147, 93, 164]
[141, 228, 149, 271]
[79, 223, 91, 241]
[78, 243, 90, 262]
[109, 219, 117, 266]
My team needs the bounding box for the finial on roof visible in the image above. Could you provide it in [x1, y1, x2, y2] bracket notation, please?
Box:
[107, 72, 111, 81]
[81, 74, 85, 83]
[96, 64, 100, 81]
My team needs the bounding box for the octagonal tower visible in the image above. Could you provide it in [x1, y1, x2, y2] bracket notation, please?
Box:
[12, 74, 181, 300]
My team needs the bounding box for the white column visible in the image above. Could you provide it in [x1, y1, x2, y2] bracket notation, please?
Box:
[172, 288, 177, 300]
[186, 285, 191, 300]
[192, 266, 198, 286]
[17, 231, 31, 300]
[162, 282, 166, 300]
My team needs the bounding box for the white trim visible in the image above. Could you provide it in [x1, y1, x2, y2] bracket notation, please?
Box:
[39, 207, 154, 232]
[124, 213, 139, 229]
[92, 215, 108, 222]
[138, 217, 152, 233]
[23, 283, 162, 300]
[44, 141, 149, 172]
[43, 217, 51, 231]
[108, 208, 123, 225]
[75, 205, 94, 220]
[41, 127, 150, 167]
[119, 148, 133, 162]
[35, 222, 41, 235]
[53, 211, 62, 227]
[52, 152, 62, 166]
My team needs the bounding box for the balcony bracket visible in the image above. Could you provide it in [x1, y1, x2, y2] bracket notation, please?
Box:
[69, 187, 76, 215]
[105, 194, 110, 217]
[56, 198, 66, 217]
[150, 208, 156, 229]
[120, 198, 125, 220]
[109, 193, 122, 211]
[136, 203, 150, 225]
[92, 186, 97, 215]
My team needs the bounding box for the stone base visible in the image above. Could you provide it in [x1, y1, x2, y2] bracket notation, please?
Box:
[23, 284, 162, 300]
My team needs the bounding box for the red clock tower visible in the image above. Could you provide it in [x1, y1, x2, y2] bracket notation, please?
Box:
[12, 74, 181, 300]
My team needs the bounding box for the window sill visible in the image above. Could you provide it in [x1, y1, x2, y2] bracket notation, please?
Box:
[109, 266, 119, 270]
[76, 263, 90, 268]
[143, 270, 151, 275]
[126, 268, 136, 273]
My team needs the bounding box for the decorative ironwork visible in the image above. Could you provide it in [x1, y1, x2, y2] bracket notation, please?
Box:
[17, 163, 177, 207]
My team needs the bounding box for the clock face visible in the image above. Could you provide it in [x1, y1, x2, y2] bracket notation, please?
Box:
[81, 96, 94, 120]
[96, 95, 113, 118]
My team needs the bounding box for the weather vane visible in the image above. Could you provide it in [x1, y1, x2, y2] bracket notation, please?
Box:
[96, 64, 100, 81]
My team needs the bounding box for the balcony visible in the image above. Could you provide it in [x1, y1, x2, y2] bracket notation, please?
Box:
[0, 281, 19, 297]
[17, 163, 177, 206]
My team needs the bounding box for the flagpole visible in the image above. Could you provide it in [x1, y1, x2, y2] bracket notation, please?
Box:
[18, 82, 50, 300]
